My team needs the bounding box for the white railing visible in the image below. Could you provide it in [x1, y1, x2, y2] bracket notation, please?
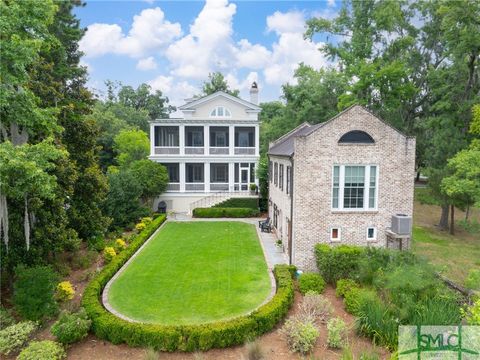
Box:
[154, 146, 180, 155]
[166, 183, 180, 191]
[185, 146, 204, 155]
[234, 147, 255, 155]
[209, 147, 229, 155]
[210, 183, 229, 191]
[185, 183, 205, 191]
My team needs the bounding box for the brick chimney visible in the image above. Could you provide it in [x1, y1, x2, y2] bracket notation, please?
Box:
[249, 81, 259, 104]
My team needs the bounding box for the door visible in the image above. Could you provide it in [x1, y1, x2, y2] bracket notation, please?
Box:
[241, 168, 249, 191]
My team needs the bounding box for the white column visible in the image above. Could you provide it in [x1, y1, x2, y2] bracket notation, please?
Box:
[228, 162, 235, 192]
[205, 125, 209, 155]
[255, 124, 260, 156]
[179, 124, 185, 155]
[204, 162, 210, 193]
[229, 125, 235, 155]
[180, 162, 186, 192]
[150, 124, 155, 156]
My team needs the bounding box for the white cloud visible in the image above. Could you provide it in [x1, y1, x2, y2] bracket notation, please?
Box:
[79, 7, 181, 58]
[266, 11, 305, 35]
[149, 75, 197, 116]
[327, 0, 336, 7]
[234, 39, 271, 69]
[136, 56, 158, 71]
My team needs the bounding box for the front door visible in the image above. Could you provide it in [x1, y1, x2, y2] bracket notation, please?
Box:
[240, 168, 249, 191]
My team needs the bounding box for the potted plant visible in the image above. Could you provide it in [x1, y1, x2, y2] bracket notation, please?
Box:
[275, 239, 283, 253]
[249, 183, 258, 195]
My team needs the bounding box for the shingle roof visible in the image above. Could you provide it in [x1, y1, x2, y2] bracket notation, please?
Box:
[268, 122, 324, 157]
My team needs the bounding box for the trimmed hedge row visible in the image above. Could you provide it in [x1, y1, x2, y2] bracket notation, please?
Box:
[192, 207, 260, 218]
[213, 198, 259, 209]
[82, 215, 294, 351]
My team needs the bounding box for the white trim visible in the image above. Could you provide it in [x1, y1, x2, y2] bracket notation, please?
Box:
[178, 91, 261, 111]
[330, 227, 341, 242]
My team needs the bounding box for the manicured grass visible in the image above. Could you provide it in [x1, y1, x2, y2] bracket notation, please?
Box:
[107, 221, 271, 325]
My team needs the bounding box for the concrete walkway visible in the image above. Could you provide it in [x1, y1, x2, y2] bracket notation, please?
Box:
[170, 212, 288, 268]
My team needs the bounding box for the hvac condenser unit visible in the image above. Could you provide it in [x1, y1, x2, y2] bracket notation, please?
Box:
[391, 214, 412, 235]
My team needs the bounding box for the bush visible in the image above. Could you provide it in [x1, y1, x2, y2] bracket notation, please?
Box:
[299, 292, 333, 324]
[56, 281, 75, 302]
[327, 317, 348, 348]
[315, 244, 364, 284]
[343, 287, 377, 316]
[336, 279, 359, 298]
[88, 236, 106, 252]
[245, 340, 264, 360]
[0, 321, 37, 355]
[280, 316, 319, 355]
[115, 238, 127, 252]
[0, 307, 16, 330]
[103, 246, 116, 263]
[135, 222, 147, 232]
[466, 269, 480, 290]
[141, 217, 153, 226]
[17, 340, 66, 360]
[463, 298, 480, 325]
[298, 273, 325, 295]
[213, 198, 258, 209]
[192, 207, 260, 218]
[82, 215, 294, 351]
[51, 308, 91, 344]
[410, 296, 462, 325]
[71, 250, 98, 270]
[13, 265, 59, 321]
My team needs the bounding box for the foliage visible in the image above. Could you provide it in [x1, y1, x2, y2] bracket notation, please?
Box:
[115, 238, 127, 252]
[410, 296, 462, 325]
[51, 308, 91, 344]
[17, 340, 66, 360]
[280, 315, 319, 355]
[463, 298, 480, 325]
[135, 222, 147, 232]
[113, 129, 150, 167]
[143, 348, 159, 360]
[299, 292, 333, 324]
[298, 273, 326, 295]
[0, 307, 16, 330]
[129, 160, 169, 203]
[213, 198, 259, 209]
[103, 246, 116, 263]
[200, 72, 239, 97]
[56, 281, 75, 302]
[414, 187, 441, 206]
[141, 217, 153, 226]
[192, 207, 260, 218]
[315, 244, 364, 284]
[343, 287, 378, 316]
[0, 321, 37, 355]
[465, 269, 480, 291]
[13, 265, 59, 320]
[326, 317, 348, 348]
[336, 279, 359, 298]
[245, 341, 265, 360]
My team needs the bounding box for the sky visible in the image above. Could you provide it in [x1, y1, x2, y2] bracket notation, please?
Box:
[76, 0, 339, 112]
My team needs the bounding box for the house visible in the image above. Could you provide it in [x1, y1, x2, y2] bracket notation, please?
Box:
[268, 105, 416, 270]
[149, 84, 261, 213]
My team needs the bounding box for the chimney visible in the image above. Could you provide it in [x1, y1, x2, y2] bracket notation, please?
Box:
[249, 81, 259, 104]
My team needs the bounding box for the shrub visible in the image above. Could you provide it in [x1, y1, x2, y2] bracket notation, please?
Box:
[103, 246, 116, 263]
[213, 198, 258, 209]
[143, 348, 158, 360]
[51, 308, 91, 344]
[463, 298, 480, 325]
[0, 321, 37, 355]
[410, 296, 462, 325]
[72, 250, 97, 270]
[465, 269, 480, 290]
[192, 207, 260, 218]
[88, 236, 106, 252]
[299, 292, 333, 324]
[115, 238, 127, 252]
[56, 281, 75, 302]
[280, 316, 319, 355]
[82, 215, 294, 351]
[0, 307, 16, 330]
[298, 273, 325, 295]
[135, 222, 147, 232]
[336, 279, 359, 298]
[344, 287, 377, 316]
[315, 244, 364, 284]
[13, 265, 59, 321]
[245, 340, 264, 360]
[327, 317, 348, 348]
[141, 217, 153, 226]
[17, 340, 66, 360]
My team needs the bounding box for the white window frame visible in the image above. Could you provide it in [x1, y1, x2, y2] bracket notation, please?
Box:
[331, 164, 379, 211]
[366, 227, 377, 241]
[330, 227, 341, 242]
[210, 106, 231, 118]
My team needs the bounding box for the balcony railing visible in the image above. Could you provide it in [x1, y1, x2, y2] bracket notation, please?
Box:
[210, 183, 229, 191]
[154, 146, 179, 155]
[185, 146, 204, 155]
[166, 183, 180, 191]
[185, 183, 205, 191]
[234, 147, 255, 155]
[209, 147, 229, 155]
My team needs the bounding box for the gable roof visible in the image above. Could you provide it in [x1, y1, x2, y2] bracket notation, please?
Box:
[178, 91, 261, 111]
[268, 105, 411, 157]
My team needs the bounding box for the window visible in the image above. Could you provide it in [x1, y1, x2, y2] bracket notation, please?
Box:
[332, 165, 378, 210]
[210, 126, 229, 147]
[162, 163, 179, 183]
[330, 228, 341, 241]
[210, 163, 228, 183]
[210, 106, 231, 117]
[273, 204, 278, 228]
[185, 126, 204, 147]
[234, 127, 255, 147]
[269, 161, 273, 183]
[186, 163, 204, 183]
[154, 126, 179, 147]
[274, 162, 278, 186]
[250, 163, 255, 183]
[367, 227, 376, 241]
[279, 164, 284, 191]
[339, 130, 374, 144]
[286, 166, 291, 195]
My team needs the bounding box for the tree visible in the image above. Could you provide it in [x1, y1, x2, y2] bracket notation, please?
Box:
[201, 72, 239, 97]
[129, 160, 169, 205]
[113, 129, 150, 167]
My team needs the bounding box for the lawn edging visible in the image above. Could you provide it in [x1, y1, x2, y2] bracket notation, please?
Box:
[82, 215, 295, 351]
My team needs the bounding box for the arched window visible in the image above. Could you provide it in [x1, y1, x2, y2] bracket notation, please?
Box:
[339, 130, 374, 144]
[210, 106, 231, 117]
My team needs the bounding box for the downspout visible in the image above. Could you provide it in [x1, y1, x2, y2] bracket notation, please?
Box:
[289, 156, 294, 265]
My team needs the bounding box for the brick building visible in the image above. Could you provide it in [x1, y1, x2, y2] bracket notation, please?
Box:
[267, 105, 416, 270]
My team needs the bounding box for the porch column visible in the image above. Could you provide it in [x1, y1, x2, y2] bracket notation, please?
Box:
[180, 162, 186, 192]
[205, 125, 209, 155]
[150, 124, 155, 156]
[229, 125, 235, 155]
[228, 162, 235, 192]
[204, 162, 210, 193]
[255, 124, 260, 156]
[179, 124, 185, 156]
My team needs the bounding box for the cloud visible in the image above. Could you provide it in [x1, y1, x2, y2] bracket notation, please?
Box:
[149, 75, 198, 115]
[79, 7, 181, 58]
[136, 56, 158, 71]
[266, 10, 306, 35]
[234, 39, 271, 69]
[327, 0, 336, 7]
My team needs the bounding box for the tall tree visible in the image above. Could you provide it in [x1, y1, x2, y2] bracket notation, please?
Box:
[200, 72, 239, 97]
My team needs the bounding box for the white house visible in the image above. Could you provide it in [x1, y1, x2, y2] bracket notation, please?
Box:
[149, 84, 261, 213]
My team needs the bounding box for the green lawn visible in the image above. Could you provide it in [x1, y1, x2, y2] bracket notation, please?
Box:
[107, 221, 271, 325]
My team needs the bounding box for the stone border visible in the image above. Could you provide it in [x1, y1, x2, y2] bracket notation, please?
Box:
[102, 219, 277, 324]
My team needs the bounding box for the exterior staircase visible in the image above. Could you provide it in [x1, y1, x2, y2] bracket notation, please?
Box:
[188, 191, 257, 214]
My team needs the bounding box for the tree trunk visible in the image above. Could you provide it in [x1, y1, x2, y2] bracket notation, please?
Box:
[449, 204, 455, 235]
[439, 205, 449, 230]
[416, 171, 421, 182]
[465, 204, 471, 221]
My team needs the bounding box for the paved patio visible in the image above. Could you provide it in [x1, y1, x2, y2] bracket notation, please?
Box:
[170, 212, 288, 268]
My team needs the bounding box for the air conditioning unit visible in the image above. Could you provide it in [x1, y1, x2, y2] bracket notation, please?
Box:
[391, 214, 412, 235]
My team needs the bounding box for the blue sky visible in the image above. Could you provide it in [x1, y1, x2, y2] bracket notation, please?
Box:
[76, 0, 338, 110]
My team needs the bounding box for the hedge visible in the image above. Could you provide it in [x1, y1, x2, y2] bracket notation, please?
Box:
[213, 198, 259, 209]
[314, 244, 364, 284]
[82, 215, 294, 351]
[192, 207, 260, 218]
